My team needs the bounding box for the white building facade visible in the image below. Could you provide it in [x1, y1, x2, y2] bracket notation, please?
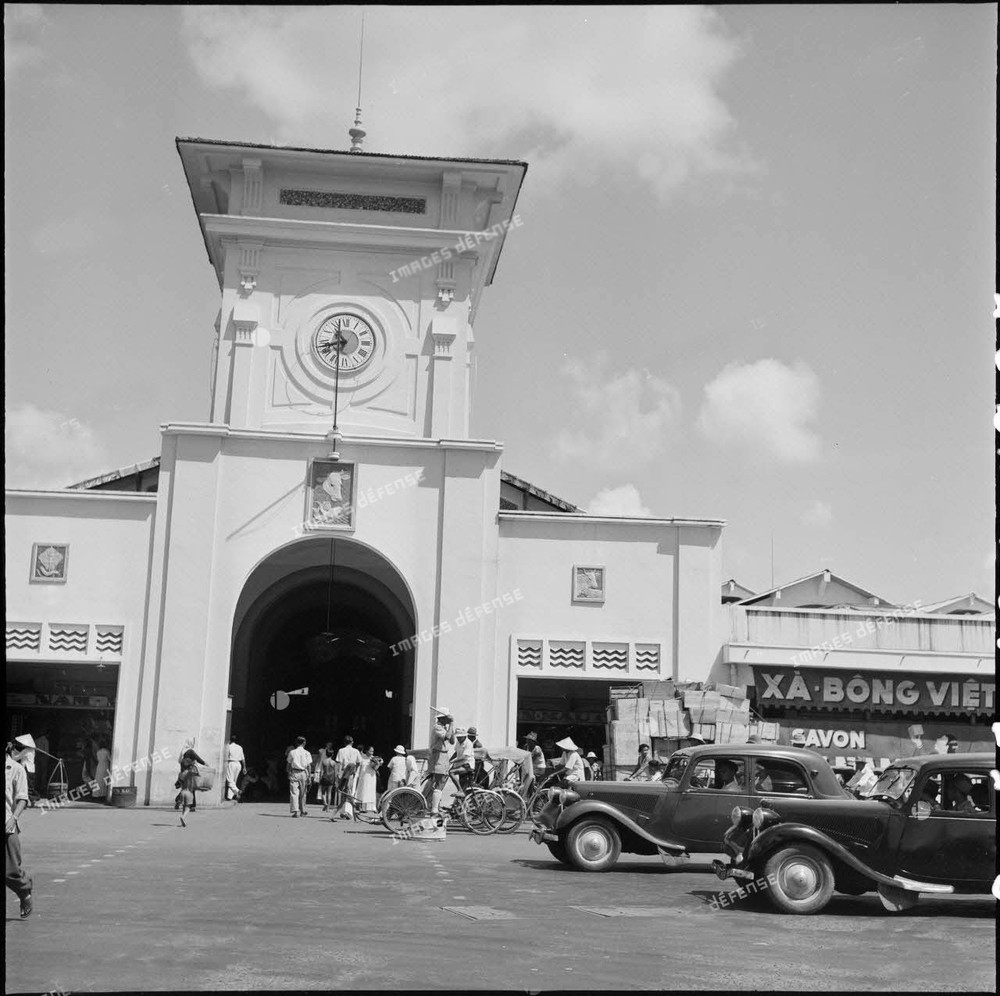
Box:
[6, 139, 724, 804]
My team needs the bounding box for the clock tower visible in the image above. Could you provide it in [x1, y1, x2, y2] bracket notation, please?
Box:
[177, 138, 526, 439]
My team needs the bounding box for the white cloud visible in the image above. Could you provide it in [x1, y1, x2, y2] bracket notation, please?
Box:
[180, 7, 752, 204]
[697, 359, 822, 462]
[587, 484, 651, 517]
[554, 357, 682, 468]
[5, 404, 111, 489]
[802, 499, 833, 528]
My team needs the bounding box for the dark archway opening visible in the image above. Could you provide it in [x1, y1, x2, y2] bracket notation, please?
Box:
[229, 552, 415, 799]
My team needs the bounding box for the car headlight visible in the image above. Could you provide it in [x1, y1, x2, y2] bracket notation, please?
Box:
[751, 807, 779, 830]
[730, 806, 753, 829]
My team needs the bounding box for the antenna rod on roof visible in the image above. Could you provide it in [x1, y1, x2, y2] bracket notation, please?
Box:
[349, 10, 367, 153]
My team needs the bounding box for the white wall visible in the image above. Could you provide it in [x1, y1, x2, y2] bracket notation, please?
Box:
[5, 490, 157, 783]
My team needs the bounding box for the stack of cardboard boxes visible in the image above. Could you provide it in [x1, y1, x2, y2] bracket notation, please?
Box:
[603, 681, 778, 779]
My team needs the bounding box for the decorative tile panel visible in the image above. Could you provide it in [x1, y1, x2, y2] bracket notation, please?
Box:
[592, 642, 628, 670]
[572, 565, 605, 603]
[30, 543, 69, 583]
[279, 190, 426, 214]
[48, 624, 89, 654]
[635, 644, 661, 671]
[516, 640, 542, 669]
[548, 641, 585, 670]
[95, 626, 124, 656]
[306, 460, 355, 530]
[7, 623, 41, 653]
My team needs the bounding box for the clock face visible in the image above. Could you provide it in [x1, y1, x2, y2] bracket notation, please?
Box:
[313, 314, 377, 373]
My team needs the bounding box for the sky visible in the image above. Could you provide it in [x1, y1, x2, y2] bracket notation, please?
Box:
[5, 4, 996, 605]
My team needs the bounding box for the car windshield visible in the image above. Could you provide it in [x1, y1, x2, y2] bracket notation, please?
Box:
[662, 756, 688, 784]
[865, 766, 917, 802]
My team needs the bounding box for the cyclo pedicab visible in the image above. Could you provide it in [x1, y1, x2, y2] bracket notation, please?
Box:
[378, 745, 537, 834]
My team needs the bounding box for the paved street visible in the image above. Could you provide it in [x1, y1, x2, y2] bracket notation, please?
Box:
[5, 802, 995, 992]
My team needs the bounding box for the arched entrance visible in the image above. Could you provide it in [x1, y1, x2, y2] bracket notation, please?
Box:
[228, 539, 416, 791]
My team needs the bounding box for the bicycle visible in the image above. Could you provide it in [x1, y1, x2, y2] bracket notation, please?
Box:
[379, 767, 505, 834]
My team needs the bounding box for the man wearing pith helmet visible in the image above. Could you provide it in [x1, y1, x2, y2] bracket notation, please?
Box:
[427, 706, 455, 815]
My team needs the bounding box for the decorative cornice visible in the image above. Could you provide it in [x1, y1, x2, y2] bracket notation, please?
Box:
[5, 489, 157, 503]
[498, 511, 726, 527]
[157, 422, 504, 452]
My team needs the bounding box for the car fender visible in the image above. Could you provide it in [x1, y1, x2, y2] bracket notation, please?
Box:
[746, 823, 919, 892]
[554, 800, 687, 854]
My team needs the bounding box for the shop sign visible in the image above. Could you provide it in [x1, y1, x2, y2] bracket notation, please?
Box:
[788, 727, 865, 750]
[609, 685, 643, 701]
[776, 717, 994, 762]
[754, 667, 994, 715]
[517, 708, 605, 724]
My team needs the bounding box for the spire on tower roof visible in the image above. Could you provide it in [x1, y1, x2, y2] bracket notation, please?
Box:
[349, 11, 366, 153]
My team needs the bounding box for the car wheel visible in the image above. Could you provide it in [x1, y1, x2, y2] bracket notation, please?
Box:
[763, 845, 835, 915]
[565, 817, 622, 872]
[545, 839, 569, 864]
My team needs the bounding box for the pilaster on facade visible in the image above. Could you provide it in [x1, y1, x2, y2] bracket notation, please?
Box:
[435, 259, 457, 306]
[440, 171, 462, 228]
[237, 241, 262, 294]
[241, 158, 263, 216]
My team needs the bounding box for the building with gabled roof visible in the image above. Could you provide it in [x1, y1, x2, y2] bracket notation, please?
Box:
[737, 568, 893, 609]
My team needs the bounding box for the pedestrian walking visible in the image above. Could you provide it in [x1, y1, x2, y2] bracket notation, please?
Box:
[386, 746, 408, 791]
[426, 706, 455, 815]
[6, 742, 33, 918]
[522, 731, 546, 794]
[175, 756, 199, 827]
[92, 740, 112, 801]
[286, 736, 312, 818]
[333, 736, 362, 820]
[225, 736, 245, 801]
[357, 747, 381, 813]
[175, 739, 207, 812]
[317, 743, 337, 812]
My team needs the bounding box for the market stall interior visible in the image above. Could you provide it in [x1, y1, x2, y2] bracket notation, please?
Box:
[6, 660, 118, 795]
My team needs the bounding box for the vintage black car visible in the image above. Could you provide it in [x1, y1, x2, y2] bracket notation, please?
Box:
[714, 752, 996, 914]
[528, 743, 849, 872]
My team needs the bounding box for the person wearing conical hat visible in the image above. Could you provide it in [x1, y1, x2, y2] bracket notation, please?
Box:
[13, 735, 37, 807]
[5, 740, 33, 917]
[552, 736, 585, 787]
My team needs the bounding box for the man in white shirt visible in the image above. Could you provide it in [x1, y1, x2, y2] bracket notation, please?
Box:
[450, 729, 476, 792]
[554, 737, 586, 786]
[333, 736, 363, 820]
[225, 736, 246, 801]
[286, 736, 312, 817]
[6, 743, 33, 917]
